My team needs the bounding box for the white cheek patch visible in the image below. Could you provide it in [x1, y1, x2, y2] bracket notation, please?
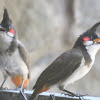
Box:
[83, 41, 93, 46]
[7, 32, 14, 37]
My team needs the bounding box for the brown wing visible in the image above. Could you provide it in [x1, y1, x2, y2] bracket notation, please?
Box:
[33, 48, 83, 88]
[18, 41, 31, 78]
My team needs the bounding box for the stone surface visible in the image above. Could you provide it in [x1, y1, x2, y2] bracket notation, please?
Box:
[0, 0, 100, 97]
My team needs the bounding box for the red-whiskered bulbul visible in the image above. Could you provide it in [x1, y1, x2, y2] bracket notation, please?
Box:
[0, 9, 31, 100]
[29, 22, 100, 100]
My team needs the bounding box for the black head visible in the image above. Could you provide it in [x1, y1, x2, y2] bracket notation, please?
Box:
[0, 8, 16, 38]
[73, 22, 100, 49]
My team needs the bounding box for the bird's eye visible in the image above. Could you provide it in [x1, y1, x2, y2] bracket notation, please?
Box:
[83, 37, 90, 41]
[7, 29, 15, 37]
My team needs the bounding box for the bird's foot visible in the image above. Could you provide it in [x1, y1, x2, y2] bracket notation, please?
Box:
[63, 89, 77, 97]
[74, 94, 84, 100]
[63, 89, 86, 100]
[0, 87, 8, 90]
[48, 94, 55, 100]
[61, 92, 77, 97]
[75, 94, 88, 100]
[62, 93, 84, 100]
[18, 87, 28, 100]
[61, 92, 70, 96]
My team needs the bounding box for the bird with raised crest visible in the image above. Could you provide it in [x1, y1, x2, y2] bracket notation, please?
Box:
[0, 9, 31, 100]
[29, 22, 100, 100]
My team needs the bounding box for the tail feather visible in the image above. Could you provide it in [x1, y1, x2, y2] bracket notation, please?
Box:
[29, 89, 39, 100]
[29, 84, 50, 100]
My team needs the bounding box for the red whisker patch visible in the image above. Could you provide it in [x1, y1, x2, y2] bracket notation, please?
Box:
[83, 37, 90, 41]
[9, 29, 15, 34]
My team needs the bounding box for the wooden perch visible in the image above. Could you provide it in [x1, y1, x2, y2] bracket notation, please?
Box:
[0, 89, 100, 100]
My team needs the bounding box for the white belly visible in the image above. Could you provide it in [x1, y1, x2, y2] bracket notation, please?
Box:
[60, 58, 94, 88]
[0, 49, 28, 79]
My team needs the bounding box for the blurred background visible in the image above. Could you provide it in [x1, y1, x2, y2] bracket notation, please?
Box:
[0, 0, 100, 97]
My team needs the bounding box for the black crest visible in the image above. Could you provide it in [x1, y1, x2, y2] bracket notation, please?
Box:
[1, 8, 12, 31]
[81, 22, 100, 37]
[73, 22, 100, 49]
[90, 22, 100, 33]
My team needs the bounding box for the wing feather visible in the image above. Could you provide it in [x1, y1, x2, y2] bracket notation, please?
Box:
[18, 41, 31, 73]
[34, 48, 83, 87]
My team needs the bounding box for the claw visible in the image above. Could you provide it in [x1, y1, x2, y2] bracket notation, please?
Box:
[63, 89, 77, 97]
[78, 95, 84, 100]
[63, 89, 85, 100]
[61, 92, 71, 96]
[18, 80, 28, 100]
[48, 94, 55, 100]
[19, 88, 27, 100]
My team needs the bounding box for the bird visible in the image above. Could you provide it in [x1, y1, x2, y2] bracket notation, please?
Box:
[0, 9, 31, 100]
[29, 22, 100, 100]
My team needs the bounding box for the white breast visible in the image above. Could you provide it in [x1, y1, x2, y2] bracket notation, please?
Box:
[0, 49, 28, 79]
[60, 58, 93, 89]
[86, 43, 100, 62]
[0, 33, 12, 51]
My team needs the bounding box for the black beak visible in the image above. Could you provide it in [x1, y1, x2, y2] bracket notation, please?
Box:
[90, 22, 100, 33]
[0, 25, 6, 31]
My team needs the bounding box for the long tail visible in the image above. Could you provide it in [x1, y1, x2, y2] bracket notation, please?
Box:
[29, 89, 39, 100]
[29, 84, 50, 100]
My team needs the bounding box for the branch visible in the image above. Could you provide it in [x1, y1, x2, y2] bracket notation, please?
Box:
[0, 89, 100, 100]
